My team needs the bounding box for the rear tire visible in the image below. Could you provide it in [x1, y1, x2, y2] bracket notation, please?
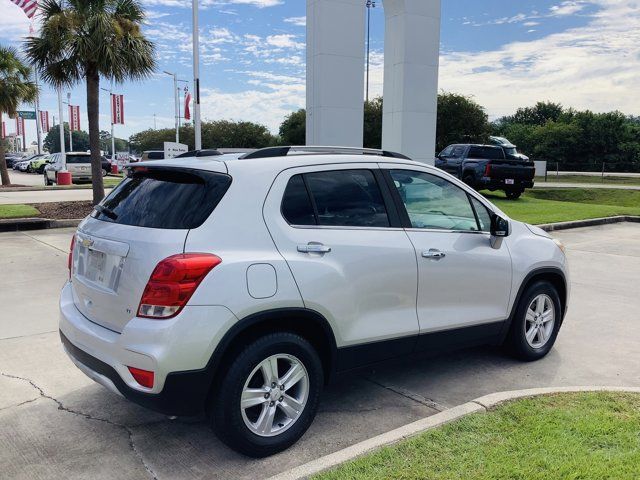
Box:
[504, 281, 562, 361]
[505, 190, 523, 200]
[211, 332, 323, 457]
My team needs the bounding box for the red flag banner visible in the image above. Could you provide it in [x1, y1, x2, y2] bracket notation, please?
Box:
[184, 89, 192, 121]
[69, 105, 81, 131]
[10, 0, 37, 19]
[111, 94, 125, 124]
[39, 110, 50, 132]
[16, 117, 24, 136]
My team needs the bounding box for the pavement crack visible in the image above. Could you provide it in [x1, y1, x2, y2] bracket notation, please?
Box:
[364, 377, 446, 412]
[19, 231, 69, 254]
[1, 372, 159, 480]
[0, 396, 41, 412]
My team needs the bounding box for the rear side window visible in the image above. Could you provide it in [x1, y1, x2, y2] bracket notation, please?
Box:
[93, 168, 231, 229]
[282, 169, 389, 228]
[282, 175, 316, 226]
[66, 155, 91, 164]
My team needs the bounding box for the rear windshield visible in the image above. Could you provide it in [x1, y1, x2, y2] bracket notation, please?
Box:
[66, 155, 91, 164]
[93, 168, 231, 229]
[468, 146, 504, 160]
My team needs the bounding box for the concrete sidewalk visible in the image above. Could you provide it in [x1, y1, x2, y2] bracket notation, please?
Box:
[1, 223, 639, 479]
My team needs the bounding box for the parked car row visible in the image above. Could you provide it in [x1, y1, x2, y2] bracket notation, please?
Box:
[44, 152, 113, 185]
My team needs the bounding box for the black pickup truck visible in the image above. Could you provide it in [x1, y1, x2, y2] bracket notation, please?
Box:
[435, 144, 535, 199]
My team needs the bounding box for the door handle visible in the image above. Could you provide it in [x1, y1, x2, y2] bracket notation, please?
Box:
[422, 249, 446, 260]
[298, 243, 331, 254]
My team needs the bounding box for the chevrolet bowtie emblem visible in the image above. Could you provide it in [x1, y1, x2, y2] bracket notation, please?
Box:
[81, 238, 94, 248]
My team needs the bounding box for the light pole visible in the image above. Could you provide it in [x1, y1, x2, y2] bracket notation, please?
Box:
[153, 113, 157, 130]
[163, 71, 188, 144]
[365, 0, 376, 103]
[34, 71, 42, 154]
[66, 92, 74, 151]
[57, 88, 66, 169]
[101, 86, 116, 162]
[192, 0, 202, 150]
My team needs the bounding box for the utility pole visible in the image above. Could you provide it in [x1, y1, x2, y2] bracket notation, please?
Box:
[153, 113, 157, 130]
[365, 0, 376, 103]
[66, 92, 73, 151]
[192, 0, 202, 150]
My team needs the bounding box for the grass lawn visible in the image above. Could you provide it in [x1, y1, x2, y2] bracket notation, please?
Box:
[104, 175, 124, 187]
[316, 392, 640, 480]
[537, 175, 640, 186]
[485, 188, 640, 225]
[0, 204, 40, 219]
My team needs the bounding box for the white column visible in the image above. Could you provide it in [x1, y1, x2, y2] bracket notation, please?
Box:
[382, 0, 441, 164]
[306, 0, 366, 147]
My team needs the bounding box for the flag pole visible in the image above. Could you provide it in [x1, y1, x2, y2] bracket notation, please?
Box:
[192, 0, 202, 150]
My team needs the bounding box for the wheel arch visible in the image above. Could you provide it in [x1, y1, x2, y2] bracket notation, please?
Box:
[205, 308, 338, 405]
[499, 267, 567, 342]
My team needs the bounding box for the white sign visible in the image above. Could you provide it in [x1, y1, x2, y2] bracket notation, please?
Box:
[164, 142, 188, 159]
[534, 161, 547, 177]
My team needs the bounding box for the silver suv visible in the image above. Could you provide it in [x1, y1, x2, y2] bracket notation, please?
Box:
[60, 147, 569, 456]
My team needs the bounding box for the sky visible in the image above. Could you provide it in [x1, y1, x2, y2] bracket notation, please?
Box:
[1, 0, 639, 147]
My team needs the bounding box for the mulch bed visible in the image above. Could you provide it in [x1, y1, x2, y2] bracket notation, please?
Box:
[30, 201, 94, 220]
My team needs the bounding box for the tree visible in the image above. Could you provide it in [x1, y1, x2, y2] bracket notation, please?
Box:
[279, 109, 306, 145]
[43, 123, 90, 153]
[26, 0, 155, 204]
[501, 101, 564, 127]
[363, 97, 383, 149]
[129, 120, 276, 153]
[436, 92, 490, 152]
[0, 46, 38, 186]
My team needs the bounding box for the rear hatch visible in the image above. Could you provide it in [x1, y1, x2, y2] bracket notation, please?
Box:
[71, 166, 231, 333]
[66, 154, 92, 177]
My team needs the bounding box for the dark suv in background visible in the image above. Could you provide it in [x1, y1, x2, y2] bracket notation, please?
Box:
[436, 144, 535, 199]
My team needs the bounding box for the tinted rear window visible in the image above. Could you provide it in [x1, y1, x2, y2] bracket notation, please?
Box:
[93, 168, 231, 229]
[67, 155, 91, 164]
[468, 146, 504, 160]
[282, 175, 316, 226]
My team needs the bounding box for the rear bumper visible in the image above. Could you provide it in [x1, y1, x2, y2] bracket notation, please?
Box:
[59, 281, 238, 416]
[60, 331, 211, 416]
[478, 177, 534, 190]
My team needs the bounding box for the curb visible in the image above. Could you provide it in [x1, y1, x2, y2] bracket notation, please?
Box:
[0, 218, 82, 232]
[539, 215, 640, 232]
[270, 386, 640, 480]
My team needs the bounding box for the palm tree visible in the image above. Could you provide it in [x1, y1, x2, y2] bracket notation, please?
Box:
[0, 46, 38, 186]
[26, 0, 155, 204]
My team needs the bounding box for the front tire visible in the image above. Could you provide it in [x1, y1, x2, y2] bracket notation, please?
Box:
[505, 281, 562, 361]
[44, 173, 52, 186]
[211, 333, 323, 457]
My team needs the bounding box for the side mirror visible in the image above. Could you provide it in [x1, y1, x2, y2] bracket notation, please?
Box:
[491, 214, 511, 237]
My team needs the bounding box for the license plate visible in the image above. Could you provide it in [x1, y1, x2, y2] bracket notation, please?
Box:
[505, 179, 515, 185]
[87, 249, 106, 281]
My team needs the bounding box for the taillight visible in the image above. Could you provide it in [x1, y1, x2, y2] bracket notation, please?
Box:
[68, 235, 76, 279]
[128, 367, 154, 388]
[138, 253, 221, 319]
[484, 164, 492, 177]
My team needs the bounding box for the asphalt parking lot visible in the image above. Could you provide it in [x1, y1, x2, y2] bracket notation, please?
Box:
[1, 223, 639, 480]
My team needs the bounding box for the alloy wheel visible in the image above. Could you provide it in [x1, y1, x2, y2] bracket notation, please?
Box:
[240, 354, 309, 437]
[525, 294, 555, 349]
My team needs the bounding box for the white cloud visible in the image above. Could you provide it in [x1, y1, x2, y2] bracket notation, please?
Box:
[0, 3, 31, 41]
[284, 16, 306, 27]
[265, 34, 304, 49]
[550, 1, 588, 16]
[227, 0, 283, 7]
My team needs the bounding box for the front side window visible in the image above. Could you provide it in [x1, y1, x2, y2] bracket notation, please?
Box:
[470, 196, 492, 232]
[281, 169, 390, 228]
[390, 170, 479, 232]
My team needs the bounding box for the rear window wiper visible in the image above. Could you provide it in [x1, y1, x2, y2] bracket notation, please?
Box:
[94, 204, 118, 220]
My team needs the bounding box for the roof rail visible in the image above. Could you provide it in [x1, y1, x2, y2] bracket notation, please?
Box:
[239, 146, 412, 160]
